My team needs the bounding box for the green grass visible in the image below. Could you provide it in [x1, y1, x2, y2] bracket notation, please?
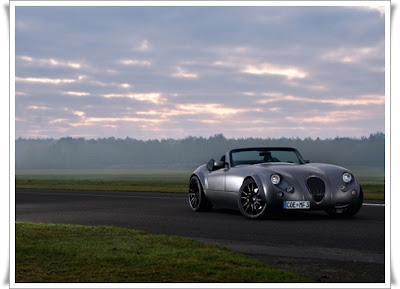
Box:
[350, 167, 385, 184]
[15, 167, 385, 200]
[15, 179, 188, 193]
[361, 184, 385, 201]
[16, 222, 313, 283]
[346, 167, 385, 201]
[16, 169, 190, 193]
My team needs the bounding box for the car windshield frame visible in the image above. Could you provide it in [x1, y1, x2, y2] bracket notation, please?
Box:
[229, 147, 305, 167]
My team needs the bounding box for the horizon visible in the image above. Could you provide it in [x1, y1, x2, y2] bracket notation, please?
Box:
[14, 3, 386, 140]
[15, 131, 385, 142]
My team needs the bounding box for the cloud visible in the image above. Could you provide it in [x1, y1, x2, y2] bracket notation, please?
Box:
[254, 92, 384, 106]
[72, 110, 85, 117]
[85, 116, 165, 123]
[120, 83, 131, 89]
[364, 6, 385, 17]
[285, 110, 370, 124]
[137, 40, 150, 51]
[172, 67, 198, 79]
[16, 76, 76, 84]
[19, 55, 33, 62]
[119, 59, 152, 66]
[102, 92, 164, 104]
[66, 116, 168, 129]
[27, 105, 50, 110]
[242, 63, 308, 80]
[321, 94, 385, 106]
[63, 91, 90, 96]
[18, 55, 82, 69]
[175, 103, 258, 115]
[136, 103, 260, 119]
[49, 118, 68, 124]
[321, 45, 382, 64]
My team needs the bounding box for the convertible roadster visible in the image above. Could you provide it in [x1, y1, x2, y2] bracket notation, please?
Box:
[188, 147, 363, 219]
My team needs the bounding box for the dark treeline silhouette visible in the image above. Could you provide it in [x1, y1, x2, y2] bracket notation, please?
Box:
[15, 132, 385, 170]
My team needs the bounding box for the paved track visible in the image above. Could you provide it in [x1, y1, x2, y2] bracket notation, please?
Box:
[15, 189, 386, 283]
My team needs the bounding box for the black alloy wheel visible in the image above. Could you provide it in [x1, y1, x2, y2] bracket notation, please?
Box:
[238, 178, 267, 219]
[188, 176, 210, 211]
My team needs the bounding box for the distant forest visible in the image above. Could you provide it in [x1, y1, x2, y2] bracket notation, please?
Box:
[15, 133, 385, 170]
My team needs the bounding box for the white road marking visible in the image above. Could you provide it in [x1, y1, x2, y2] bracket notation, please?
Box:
[17, 191, 386, 206]
[363, 203, 385, 207]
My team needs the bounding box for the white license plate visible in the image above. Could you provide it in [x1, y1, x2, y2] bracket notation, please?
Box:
[283, 201, 310, 209]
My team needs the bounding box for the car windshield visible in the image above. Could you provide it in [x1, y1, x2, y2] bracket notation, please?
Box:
[230, 148, 304, 167]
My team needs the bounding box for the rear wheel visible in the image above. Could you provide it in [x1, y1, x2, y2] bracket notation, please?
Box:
[326, 187, 363, 218]
[188, 176, 210, 212]
[237, 178, 267, 219]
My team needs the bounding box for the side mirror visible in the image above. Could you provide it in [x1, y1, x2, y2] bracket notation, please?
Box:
[207, 159, 226, 171]
[304, 159, 310, 164]
[214, 160, 225, 170]
[207, 159, 215, 171]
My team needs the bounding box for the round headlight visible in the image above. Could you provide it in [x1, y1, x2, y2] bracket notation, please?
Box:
[271, 174, 281, 185]
[342, 172, 352, 183]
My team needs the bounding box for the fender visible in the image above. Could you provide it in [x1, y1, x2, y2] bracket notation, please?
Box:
[249, 174, 268, 203]
[191, 164, 208, 193]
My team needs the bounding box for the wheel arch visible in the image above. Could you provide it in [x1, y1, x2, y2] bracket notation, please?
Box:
[242, 174, 267, 203]
[190, 172, 207, 192]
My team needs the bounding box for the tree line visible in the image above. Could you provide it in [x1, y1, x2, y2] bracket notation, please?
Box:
[15, 132, 385, 170]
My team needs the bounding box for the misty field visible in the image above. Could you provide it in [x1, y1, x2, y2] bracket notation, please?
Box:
[15, 167, 384, 200]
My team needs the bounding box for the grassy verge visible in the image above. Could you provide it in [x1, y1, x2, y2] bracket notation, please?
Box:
[15, 179, 189, 193]
[361, 184, 384, 201]
[16, 169, 191, 193]
[16, 222, 313, 283]
[16, 169, 384, 200]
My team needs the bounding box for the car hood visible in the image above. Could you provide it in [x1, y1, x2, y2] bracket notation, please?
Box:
[249, 162, 352, 183]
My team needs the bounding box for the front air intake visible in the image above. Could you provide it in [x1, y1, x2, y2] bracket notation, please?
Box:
[306, 177, 325, 202]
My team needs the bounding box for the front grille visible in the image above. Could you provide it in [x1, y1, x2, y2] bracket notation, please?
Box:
[306, 177, 325, 202]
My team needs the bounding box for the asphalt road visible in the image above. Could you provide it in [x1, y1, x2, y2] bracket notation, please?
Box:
[15, 189, 386, 283]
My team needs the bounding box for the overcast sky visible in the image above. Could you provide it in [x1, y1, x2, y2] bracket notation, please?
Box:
[14, 4, 386, 140]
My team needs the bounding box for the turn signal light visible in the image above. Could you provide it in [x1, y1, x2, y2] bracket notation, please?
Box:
[277, 192, 284, 198]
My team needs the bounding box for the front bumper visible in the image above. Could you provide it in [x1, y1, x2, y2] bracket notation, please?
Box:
[264, 178, 361, 210]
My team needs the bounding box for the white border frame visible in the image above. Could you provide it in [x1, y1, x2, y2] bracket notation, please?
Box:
[9, 1, 391, 288]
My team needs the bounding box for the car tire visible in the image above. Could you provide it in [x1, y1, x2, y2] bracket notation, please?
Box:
[237, 178, 267, 219]
[326, 187, 364, 218]
[188, 176, 210, 212]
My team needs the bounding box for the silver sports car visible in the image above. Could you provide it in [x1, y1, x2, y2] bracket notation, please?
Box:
[188, 147, 363, 219]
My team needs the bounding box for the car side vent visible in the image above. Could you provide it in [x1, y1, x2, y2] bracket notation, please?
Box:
[306, 177, 325, 202]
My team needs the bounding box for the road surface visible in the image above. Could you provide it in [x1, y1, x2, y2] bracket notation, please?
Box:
[16, 189, 386, 283]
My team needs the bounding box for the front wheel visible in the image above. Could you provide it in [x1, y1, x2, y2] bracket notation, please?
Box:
[237, 178, 267, 219]
[326, 187, 364, 218]
[188, 176, 210, 212]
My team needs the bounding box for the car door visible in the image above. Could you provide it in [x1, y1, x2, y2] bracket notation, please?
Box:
[207, 167, 239, 209]
[205, 165, 228, 208]
[207, 167, 225, 191]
